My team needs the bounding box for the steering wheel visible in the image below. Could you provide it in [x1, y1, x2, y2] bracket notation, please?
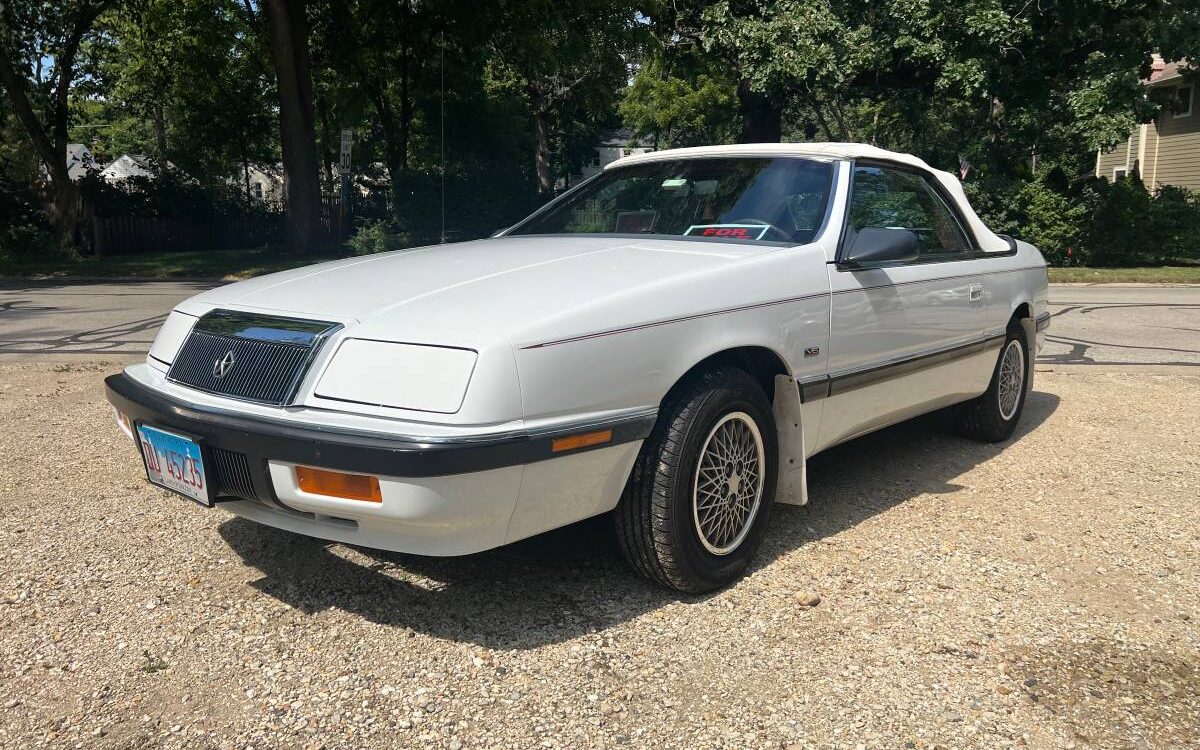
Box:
[728, 218, 792, 241]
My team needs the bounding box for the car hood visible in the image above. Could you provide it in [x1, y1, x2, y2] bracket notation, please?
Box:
[180, 236, 781, 347]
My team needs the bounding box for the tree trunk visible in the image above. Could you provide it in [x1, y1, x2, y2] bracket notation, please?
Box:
[737, 80, 782, 143]
[153, 103, 168, 155]
[533, 109, 553, 194]
[318, 102, 336, 191]
[49, 166, 80, 251]
[264, 0, 327, 253]
[370, 85, 406, 213]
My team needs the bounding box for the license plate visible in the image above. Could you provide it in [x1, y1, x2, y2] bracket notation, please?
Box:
[136, 424, 212, 506]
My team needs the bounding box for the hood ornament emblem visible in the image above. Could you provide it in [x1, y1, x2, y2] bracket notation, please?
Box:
[212, 350, 236, 379]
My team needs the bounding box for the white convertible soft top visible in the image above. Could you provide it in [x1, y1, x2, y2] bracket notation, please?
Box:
[611, 142, 1011, 253]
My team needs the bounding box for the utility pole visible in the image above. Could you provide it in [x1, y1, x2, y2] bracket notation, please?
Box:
[339, 127, 353, 237]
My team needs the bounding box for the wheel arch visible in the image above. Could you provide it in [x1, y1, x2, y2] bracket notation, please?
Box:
[665, 345, 792, 404]
[1011, 301, 1033, 324]
[657, 344, 808, 507]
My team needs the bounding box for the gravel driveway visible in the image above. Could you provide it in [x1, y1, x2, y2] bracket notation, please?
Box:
[0, 363, 1196, 750]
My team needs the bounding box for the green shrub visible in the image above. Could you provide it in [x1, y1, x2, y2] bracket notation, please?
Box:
[0, 220, 60, 263]
[1150, 186, 1200, 262]
[345, 219, 406, 256]
[977, 171, 1200, 267]
[1077, 176, 1200, 266]
[1013, 179, 1087, 266]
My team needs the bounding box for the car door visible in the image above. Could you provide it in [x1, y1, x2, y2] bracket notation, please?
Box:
[815, 161, 989, 450]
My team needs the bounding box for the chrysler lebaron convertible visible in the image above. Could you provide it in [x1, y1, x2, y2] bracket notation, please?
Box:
[106, 143, 1049, 592]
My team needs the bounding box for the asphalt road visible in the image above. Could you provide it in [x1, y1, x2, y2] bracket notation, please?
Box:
[1039, 284, 1200, 369]
[0, 279, 216, 363]
[0, 278, 1197, 368]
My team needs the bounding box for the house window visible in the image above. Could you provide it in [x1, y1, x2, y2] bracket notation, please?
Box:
[1172, 84, 1193, 119]
[1113, 168, 1128, 181]
[252, 182, 264, 200]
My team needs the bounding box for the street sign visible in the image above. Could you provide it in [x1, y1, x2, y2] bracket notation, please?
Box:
[339, 128, 353, 174]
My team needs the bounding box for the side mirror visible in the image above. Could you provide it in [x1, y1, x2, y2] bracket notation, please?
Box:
[843, 227, 919, 266]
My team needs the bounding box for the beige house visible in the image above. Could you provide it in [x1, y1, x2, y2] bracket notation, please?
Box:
[243, 164, 285, 204]
[1096, 58, 1198, 190]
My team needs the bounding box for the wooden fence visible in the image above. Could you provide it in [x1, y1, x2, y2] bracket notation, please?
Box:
[90, 214, 284, 256]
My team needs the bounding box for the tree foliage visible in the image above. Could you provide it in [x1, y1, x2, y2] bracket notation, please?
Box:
[0, 0, 1198, 259]
[0, 0, 120, 249]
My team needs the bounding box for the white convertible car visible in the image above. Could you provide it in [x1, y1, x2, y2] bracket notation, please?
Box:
[107, 143, 1049, 592]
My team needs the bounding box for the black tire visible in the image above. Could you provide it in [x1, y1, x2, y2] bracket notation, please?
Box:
[614, 367, 778, 593]
[955, 322, 1030, 442]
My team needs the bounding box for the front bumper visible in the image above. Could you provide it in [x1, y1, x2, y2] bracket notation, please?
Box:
[105, 373, 654, 555]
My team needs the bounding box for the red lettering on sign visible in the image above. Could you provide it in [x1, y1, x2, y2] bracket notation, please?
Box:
[700, 226, 751, 238]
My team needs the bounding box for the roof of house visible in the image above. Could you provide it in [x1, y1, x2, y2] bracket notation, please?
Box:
[1146, 56, 1193, 87]
[100, 154, 179, 181]
[609, 142, 1011, 253]
[598, 128, 654, 149]
[100, 154, 155, 180]
[65, 143, 96, 180]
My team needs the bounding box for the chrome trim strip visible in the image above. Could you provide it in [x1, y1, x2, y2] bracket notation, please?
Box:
[192, 309, 341, 344]
[798, 332, 1006, 401]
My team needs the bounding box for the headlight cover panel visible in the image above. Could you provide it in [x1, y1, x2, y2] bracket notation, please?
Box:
[149, 310, 199, 366]
[315, 339, 479, 414]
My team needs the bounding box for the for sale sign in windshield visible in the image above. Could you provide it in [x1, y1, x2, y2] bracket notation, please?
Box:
[684, 224, 771, 240]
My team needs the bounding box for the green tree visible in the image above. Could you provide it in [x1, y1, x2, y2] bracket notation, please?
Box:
[633, 0, 1197, 179]
[0, 0, 120, 249]
[310, 0, 446, 203]
[78, 1, 277, 188]
[620, 46, 740, 147]
[488, 0, 635, 193]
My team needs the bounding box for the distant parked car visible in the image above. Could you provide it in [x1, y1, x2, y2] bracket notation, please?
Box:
[107, 143, 1050, 592]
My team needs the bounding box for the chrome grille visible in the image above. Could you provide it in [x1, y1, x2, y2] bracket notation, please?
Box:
[167, 310, 340, 406]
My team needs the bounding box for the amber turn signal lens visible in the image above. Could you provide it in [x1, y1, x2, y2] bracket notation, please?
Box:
[551, 429, 613, 453]
[295, 466, 382, 502]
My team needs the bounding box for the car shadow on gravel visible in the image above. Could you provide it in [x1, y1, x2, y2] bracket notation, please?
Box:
[218, 390, 1060, 650]
[218, 513, 677, 649]
[760, 389, 1061, 566]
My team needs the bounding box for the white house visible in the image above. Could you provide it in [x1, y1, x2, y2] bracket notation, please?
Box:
[99, 154, 161, 183]
[563, 129, 655, 188]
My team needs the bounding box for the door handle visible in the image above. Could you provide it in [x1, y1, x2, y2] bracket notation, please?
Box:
[969, 283, 983, 302]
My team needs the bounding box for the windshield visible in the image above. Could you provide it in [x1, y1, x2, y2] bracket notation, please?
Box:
[509, 157, 835, 244]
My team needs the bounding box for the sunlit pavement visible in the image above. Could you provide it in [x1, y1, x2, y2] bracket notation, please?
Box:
[1041, 284, 1200, 370]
